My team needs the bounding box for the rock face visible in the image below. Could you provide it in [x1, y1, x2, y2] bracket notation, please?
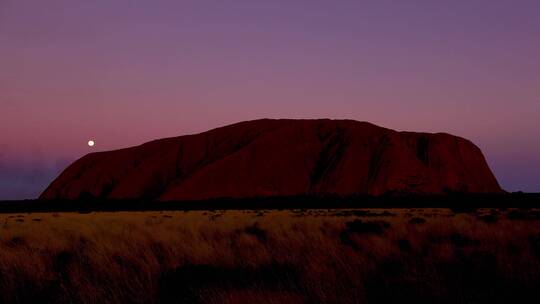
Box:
[41, 119, 502, 200]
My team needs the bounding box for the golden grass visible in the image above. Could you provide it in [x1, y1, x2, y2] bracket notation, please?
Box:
[0, 208, 539, 303]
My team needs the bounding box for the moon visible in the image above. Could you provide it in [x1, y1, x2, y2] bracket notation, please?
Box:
[88, 140, 95, 147]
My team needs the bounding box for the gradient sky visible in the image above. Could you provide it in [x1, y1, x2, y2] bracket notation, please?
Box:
[1, 0, 539, 199]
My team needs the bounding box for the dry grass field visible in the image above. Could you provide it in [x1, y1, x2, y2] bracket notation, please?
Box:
[1, 208, 540, 303]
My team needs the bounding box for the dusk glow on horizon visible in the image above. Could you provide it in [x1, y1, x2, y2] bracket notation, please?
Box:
[1, 0, 539, 199]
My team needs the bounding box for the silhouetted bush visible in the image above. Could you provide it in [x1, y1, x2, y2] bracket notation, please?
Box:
[243, 223, 267, 242]
[158, 262, 300, 303]
[344, 219, 390, 235]
[477, 214, 498, 223]
[397, 239, 412, 252]
[507, 209, 540, 221]
[409, 217, 426, 224]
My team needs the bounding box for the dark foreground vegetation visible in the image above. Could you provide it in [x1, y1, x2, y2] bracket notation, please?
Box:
[1, 193, 539, 213]
[1, 205, 540, 303]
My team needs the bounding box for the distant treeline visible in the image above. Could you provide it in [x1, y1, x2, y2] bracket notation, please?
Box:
[0, 193, 539, 213]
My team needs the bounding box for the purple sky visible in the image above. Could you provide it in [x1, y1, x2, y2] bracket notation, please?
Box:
[1, 0, 539, 199]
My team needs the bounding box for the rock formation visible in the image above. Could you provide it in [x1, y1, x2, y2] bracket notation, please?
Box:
[40, 119, 502, 200]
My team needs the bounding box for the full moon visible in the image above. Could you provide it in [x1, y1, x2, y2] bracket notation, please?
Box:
[88, 140, 95, 147]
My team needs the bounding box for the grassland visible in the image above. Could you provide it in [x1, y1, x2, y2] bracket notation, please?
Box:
[1, 208, 539, 303]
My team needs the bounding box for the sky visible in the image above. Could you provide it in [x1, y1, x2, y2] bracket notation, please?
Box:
[1, 0, 539, 199]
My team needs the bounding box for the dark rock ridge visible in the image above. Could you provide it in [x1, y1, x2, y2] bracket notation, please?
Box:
[40, 119, 502, 200]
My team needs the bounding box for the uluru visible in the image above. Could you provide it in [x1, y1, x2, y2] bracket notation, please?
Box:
[40, 119, 502, 200]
